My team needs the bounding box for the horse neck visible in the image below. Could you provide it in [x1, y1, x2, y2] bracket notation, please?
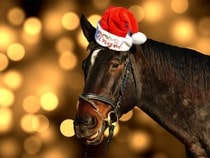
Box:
[134, 39, 209, 140]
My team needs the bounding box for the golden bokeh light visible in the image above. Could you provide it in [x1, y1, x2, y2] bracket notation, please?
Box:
[171, 0, 189, 14]
[20, 114, 35, 133]
[0, 138, 20, 158]
[3, 70, 23, 90]
[120, 110, 133, 122]
[170, 18, 196, 45]
[23, 17, 42, 35]
[23, 136, 42, 154]
[58, 51, 78, 70]
[92, 0, 110, 10]
[61, 12, 79, 31]
[55, 36, 74, 53]
[32, 114, 49, 132]
[7, 7, 25, 26]
[0, 25, 16, 52]
[0, 88, 15, 107]
[23, 95, 40, 113]
[40, 92, 59, 111]
[42, 11, 63, 38]
[7, 43, 25, 61]
[60, 119, 75, 137]
[129, 130, 151, 152]
[142, 1, 165, 23]
[0, 53, 9, 71]
[0, 108, 13, 133]
[87, 14, 101, 28]
[129, 5, 145, 22]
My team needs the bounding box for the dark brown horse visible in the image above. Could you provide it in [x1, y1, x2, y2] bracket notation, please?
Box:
[74, 15, 210, 157]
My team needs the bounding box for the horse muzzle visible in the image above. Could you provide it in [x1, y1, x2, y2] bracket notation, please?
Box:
[74, 115, 107, 145]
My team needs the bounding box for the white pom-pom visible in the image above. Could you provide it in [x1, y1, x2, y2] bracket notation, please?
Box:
[131, 32, 147, 44]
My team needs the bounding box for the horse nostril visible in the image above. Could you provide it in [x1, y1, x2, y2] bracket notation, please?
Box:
[75, 115, 97, 128]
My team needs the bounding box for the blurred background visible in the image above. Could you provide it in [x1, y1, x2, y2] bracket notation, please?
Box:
[0, 0, 210, 158]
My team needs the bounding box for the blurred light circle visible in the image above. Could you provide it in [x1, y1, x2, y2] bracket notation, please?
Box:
[0, 26, 16, 51]
[40, 92, 59, 111]
[0, 53, 9, 71]
[0, 138, 20, 157]
[24, 136, 42, 154]
[92, 0, 110, 9]
[3, 70, 23, 90]
[62, 12, 79, 30]
[58, 51, 77, 70]
[170, 18, 196, 45]
[143, 0, 165, 23]
[60, 119, 75, 137]
[0, 108, 13, 133]
[20, 114, 35, 133]
[171, 0, 188, 14]
[23, 17, 42, 35]
[77, 31, 89, 48]
[7, 43, 25, 61]
[129, 5, 145, 22]
[87, 14, 101, 28]
[0, 88, 15, 107]
[32, 114, 49, 132]
[129, 130, 151, 152]
[55, 37, 74, 53]
[7, 7, 25, 26]
[23, 95, 40, 113]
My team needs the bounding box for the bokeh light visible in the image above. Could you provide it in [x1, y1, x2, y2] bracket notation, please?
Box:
[23, 95, 40, 113]
[23, 17, 42, 36]
[61, 12, 79, 31]
[40, 92, 59, 111]
[142, 0, 165, 23]
[92, 0, 110, 10]
[60, 119, 75, 137]
[2, 70, 23, 90]
[20, 114, 36, 133]
[0, 53, 9, 71]
[0, 25, 16, 52]
[55, 36, 74, 53]
[7, 43, 25, 61]
[7, 7, 25, 26]
[23, 136, 42, 154]
[58, 51, 78, 70]
[171, 0, 189, 14]
[0, 88, 15, 107]
[129, 5, 145, 22]
[0, 108, 13, 133]
[170, 18, 196, 45]
[32, 114, 49, 132]
[87, 14, 101, 27]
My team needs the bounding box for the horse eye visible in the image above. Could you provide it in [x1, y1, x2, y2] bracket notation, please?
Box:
[111, 61, 120, 68]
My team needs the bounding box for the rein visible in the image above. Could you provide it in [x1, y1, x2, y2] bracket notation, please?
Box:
[79, 53, 132, 157]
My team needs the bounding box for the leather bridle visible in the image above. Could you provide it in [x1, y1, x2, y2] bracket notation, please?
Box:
[79, 53, 131, 126]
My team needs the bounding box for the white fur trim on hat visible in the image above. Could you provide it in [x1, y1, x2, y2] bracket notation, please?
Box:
[95, 23, 132, 51]
[132, 32, 147, 44]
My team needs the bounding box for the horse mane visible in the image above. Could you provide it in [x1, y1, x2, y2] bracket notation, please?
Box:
[139, 39, 210, 100]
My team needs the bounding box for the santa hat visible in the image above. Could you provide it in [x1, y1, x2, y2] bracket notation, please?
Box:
[95, 6, 147, 51]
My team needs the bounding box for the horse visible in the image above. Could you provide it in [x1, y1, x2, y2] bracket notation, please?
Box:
[74, 15, 210, 158]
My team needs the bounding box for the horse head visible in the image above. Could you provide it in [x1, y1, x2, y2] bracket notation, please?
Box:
[74, 15, 140, 145]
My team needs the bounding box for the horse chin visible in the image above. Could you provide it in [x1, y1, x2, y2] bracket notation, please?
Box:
[85, 121, 107, 145]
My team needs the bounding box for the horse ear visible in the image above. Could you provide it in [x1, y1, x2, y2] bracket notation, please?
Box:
[80, 14, 96, 42]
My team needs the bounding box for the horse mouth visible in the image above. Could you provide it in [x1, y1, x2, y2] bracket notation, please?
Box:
[85, 122, 107, 145]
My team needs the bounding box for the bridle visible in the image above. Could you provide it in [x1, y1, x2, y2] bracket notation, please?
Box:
[79, 52, 132, 157]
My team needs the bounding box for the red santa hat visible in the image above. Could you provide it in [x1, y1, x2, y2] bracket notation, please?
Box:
[95, 6, 147, 51]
